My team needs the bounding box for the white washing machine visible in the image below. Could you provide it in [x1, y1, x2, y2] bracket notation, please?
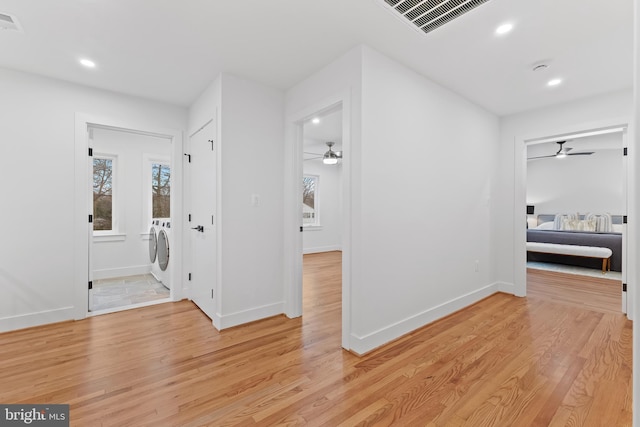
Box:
[148, 222, 158, 264]
[151, 218, 172, 290]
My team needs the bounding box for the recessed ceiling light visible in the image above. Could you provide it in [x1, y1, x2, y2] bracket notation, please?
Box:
[311, 117, 320, 124]
[495, 23, 513, 35]
[80, 58, 96, 68]
[547, 78, 562, 87]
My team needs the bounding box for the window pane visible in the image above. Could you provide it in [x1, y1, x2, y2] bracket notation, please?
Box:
[93, 158, 113, 231]
[303, 176, 317, 225]
[152, 163, 171, 218]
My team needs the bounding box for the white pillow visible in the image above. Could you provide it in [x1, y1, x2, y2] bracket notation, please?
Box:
[584, 213, 612, 233]
[553, 213, 579, 230]
[561, 219, 597, 232]
[535, 221, 554, 230]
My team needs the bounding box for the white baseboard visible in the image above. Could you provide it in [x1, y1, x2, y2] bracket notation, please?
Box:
[0, 306, 76, 334]
[303, 245, 342, 254]
[92, 265, 152, 280]
[495, 281, 517, 295]
[349, 283, 500, 355]
[216, 302, 284, 330]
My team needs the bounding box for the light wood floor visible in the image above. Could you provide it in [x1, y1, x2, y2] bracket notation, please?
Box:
[0, 252, 632, 426]
[527, 268, 623, 314]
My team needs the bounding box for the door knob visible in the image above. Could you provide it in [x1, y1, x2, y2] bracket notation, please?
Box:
[191, 225, 204, 232]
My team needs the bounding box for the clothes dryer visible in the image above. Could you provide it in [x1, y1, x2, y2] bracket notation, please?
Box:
[154, 218, 172, 290]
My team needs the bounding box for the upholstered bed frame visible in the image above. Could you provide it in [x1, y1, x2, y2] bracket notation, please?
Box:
[527, 214, 623, 272]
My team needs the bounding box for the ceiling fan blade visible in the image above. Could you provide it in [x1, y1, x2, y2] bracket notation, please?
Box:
[527, 154, 557, 160]
[567, 151, 594, 156]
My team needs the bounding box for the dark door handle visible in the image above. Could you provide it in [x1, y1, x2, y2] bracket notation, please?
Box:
[191, 225, 204, 232]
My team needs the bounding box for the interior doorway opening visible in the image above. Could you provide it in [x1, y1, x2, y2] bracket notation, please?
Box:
[300, 105, 344, 343]
[87, 125, 175, 315]
[522, 127, 628, 315]
[284, 93, 352, 349]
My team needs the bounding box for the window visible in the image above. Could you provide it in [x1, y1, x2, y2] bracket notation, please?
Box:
[152, 163, 170, 218]
[303, 175, 319, 226]
[93, 157, 114, 231]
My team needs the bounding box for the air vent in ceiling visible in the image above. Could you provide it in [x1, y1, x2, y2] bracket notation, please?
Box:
[0, 13, 22, 32]
[376, 0, 492, 35]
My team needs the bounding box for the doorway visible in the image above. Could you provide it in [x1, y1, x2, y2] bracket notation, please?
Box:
[301, 106, 344, 335]
[284, 93, 352, 350]
[515, 124, 630, 315]
[88, 125, 174, 313]
[75, 113, 184, 320]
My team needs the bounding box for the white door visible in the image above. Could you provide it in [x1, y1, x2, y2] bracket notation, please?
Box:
[189, 121, 217, 320]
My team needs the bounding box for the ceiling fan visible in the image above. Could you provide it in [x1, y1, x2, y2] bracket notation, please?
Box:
[527, 140, 594, 160]
[304, 141, 342, 164]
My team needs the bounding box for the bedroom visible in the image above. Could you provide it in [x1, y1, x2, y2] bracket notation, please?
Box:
[526, 130, 625, 312]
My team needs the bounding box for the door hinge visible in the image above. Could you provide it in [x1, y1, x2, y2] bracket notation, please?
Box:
[300, 226, 303, 232]
[623, 147, 628, 156]
[623, 216, 628, 224]
[188, 214, 192, 222]
[623, 283, 627, 292]
[211, 289, 214, 299]
[184, 153, 191, 163]
[209, 139, 214, 151]
[88, 280, 93, 290]
[188, 273, 191, 281]
[89, 214, 93, 223]
[88, 147, 93, 156]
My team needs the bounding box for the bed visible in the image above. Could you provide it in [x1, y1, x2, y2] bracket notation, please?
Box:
[527, 214, 623, 272]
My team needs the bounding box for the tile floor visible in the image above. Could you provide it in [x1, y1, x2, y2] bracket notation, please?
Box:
[91, 274, 170, 312]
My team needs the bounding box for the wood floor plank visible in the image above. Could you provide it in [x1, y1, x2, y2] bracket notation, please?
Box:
[0, 252, 631, 426]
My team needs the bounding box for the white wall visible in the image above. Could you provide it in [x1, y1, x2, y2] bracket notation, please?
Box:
[302, 160, 342, 253]
[492, 90, 632, 290]
[0, 68, 187, 332]
[351, 46, 499, 353]
[91, 127, 172, 279]
[188, 73, 286, 329]
[527, 136, 624, 221]
[286, 46, 500, 354]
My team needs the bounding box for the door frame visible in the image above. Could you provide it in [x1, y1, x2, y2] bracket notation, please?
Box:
[74, 113, 184, 319]
[513, 117, 633, 318]
[284, 91, 352, 350]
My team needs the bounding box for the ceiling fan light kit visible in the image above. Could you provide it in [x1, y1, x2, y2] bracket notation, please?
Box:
[322, 141, 340, 165]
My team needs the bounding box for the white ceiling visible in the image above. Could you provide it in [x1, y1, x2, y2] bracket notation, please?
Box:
[0, 0, 632, 115]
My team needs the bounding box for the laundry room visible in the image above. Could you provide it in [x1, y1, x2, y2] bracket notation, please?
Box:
[90, 125, 173, 312]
